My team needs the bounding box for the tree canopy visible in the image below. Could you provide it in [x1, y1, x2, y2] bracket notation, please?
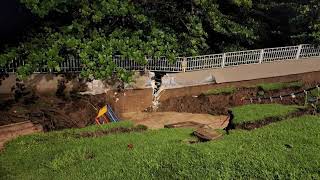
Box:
[0, 0, 319, 82]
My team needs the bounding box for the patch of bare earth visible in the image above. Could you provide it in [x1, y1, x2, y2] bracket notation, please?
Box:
[0, 95, 107, 131]
[121, 112, 227, 129]
[0, 121, 43, 150]
[157, 82, 319, 115]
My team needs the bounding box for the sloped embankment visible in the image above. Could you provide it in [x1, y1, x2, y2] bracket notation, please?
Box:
[157, 82, 318, 115]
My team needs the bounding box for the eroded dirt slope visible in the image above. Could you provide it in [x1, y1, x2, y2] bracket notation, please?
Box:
[0, 94, 107, 131]
[157, 82, 319, 115]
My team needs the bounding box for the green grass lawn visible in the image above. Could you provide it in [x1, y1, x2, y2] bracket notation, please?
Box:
[232, 104, 300, 124]
[256, 81, 303, 91]
[1, 115, 320, 179]
[204, 86, 236, 96]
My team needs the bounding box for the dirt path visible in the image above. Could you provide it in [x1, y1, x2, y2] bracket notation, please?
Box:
[0, 121, 43, 150]
[121, 112, 227, 129]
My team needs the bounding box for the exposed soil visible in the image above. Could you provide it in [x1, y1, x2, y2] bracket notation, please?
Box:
[157, 81, 319, 115]
[73, 125, 147, 138]
[164, 121, 205, 129]
[0, 94, 108, 131]
[0, 121, 43, 150]
[1, 78, 318, 132]
[121, 112, 227, 129]
[236, 107, 313, 130]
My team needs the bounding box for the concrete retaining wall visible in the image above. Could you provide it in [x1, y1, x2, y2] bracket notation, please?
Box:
[159, 71, 320, 102]
[105, 88, 153, 115]
[108, 71, 320, 114]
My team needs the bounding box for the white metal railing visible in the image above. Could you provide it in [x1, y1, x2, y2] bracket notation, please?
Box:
[1, 44, 320, 73]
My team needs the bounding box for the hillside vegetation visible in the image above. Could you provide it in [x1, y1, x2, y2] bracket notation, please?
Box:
[0, 0, 319, 81]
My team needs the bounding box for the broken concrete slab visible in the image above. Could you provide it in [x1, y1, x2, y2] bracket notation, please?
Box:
[193, 128, 222, 141]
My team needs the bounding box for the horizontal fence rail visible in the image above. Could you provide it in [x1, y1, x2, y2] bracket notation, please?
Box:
[1, 44, 320, 74]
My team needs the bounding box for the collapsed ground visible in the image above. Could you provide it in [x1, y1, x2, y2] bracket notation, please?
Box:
[0, 80, 319, 131]
[157, 81, 320, 115]
[1, 80, 320, 179]
[0, 94, 107, 131]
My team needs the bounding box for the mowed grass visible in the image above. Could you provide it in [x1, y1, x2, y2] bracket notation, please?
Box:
[232, 104, 300, 124]
[204, 86, 236, 96]
[257, 81, 303, 91]
[1, 115, 320, 179]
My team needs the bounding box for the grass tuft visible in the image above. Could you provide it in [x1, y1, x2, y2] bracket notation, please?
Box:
[62, 120, 134, 133]
[257, 81, 303, 91]
[204, 86, 236, 96]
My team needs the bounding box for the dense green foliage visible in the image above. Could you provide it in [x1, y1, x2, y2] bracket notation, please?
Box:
[256, 81, 304, 91]
[232, 104, 300, 124]
[1, 115, 319, 179]
[255, 0, 320, 45]
[289, 0, 320, 44]
[204, 86, 236, 96]
[0, 0, 319, 81]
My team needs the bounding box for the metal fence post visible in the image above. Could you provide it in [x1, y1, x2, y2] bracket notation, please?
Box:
[296, 45, 303, 60]
[144, 56, 148, 72]
[11, 60, 14, 73]
[259, 49, 264, 64]
[222, 53, 226, 68]
[182, 57, 187, 72]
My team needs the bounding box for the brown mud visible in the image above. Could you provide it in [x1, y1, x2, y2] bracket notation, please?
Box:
[0, 121, 43, 150]
[1, 79, 318, 131]
[0, 94, 107, 131]
[157, 81, 319, 115]
[123, 112, 227, 130]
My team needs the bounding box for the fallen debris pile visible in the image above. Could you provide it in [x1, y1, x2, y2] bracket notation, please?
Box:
[0, 94, 107, 131]
[164, 121, 222, 142]
[193, 128, 222, 141]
